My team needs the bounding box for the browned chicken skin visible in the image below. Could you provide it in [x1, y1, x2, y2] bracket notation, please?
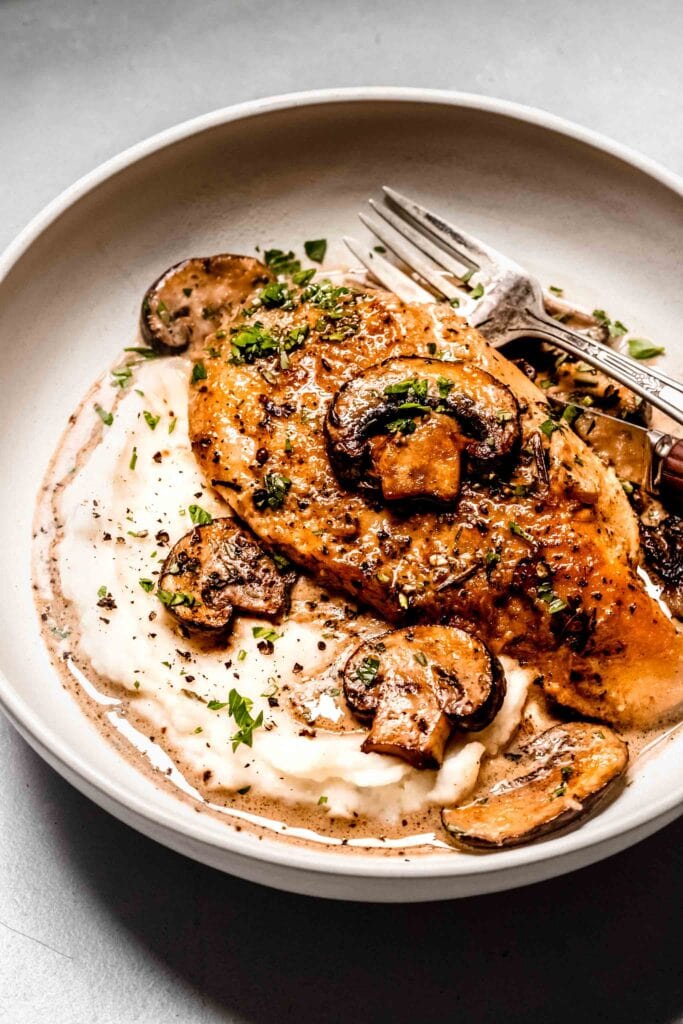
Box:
[187, 261, 683, 727]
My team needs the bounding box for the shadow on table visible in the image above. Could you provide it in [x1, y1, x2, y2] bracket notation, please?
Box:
[20, 735, 683, 1024]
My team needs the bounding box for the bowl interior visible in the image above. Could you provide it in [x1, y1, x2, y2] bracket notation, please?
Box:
[1, 94, 681, 899]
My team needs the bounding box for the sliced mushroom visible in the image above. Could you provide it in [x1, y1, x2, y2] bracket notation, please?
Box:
[369, 415, 465, 504]
[442, 722, 628, 848]
[342, 625, 506, 769]
[141, 255, 271, 354]
[158, 518, 286, 632]
[640, 514, 683, 618]
[325, 356, 520, 503]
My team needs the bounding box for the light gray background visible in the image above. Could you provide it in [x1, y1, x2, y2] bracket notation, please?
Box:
[2, 1, 683, 1021]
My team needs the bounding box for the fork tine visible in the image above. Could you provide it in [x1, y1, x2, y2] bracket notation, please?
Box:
[342, 236, 433, 304]
[358, 212, 462, 303]
[382, 186, 510, 277]
[367, 199, 474, 280]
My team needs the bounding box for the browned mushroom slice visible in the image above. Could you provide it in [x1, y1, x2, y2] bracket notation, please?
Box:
[158, 518, 286, 632]
[325, 356, 520, 503]
[442, 722, 628, 848]
[141, 255, 271, 354]
[342, 625, 505, 769]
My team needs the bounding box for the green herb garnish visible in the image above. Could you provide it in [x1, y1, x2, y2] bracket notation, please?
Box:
[228, 688, 264, 751]
[264, 249, 301, 276]
[143, 410, 160, 430]
[157, 589, 196, 608]
[252, 625, 282, 643]
[95, 404, 113, 426]
[191, 360, 207, 384]
[188, 504, 212, 526]
[139, 578, 154, 592]
[539, 418, 559, 437]
[111, 365, 133, 388]
[627, 338, 665, 360]
[509, 521, 534, 543]
[354, 656, 380, 687]
[304, 239, 327, 263]
[253, 472, 292, 511]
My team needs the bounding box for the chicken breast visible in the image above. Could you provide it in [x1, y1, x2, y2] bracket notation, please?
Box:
[188, 261, 683, 726]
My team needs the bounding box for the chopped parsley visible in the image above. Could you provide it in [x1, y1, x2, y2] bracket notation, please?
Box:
[317, 794, 329, 805]
[627, 338, 665, 360]
[253, 472, 292, 511]
[304, 239, 327, 263]
[264, 248, 301, 276]
[539, 418, 559, 437]
[168, 417, 177, 434]
[191, 360, 207, 384]
[188, 504, 212, 526]
[237, 649, 247, 662]
[258, 282, 292, 309]
[207, 699, 228, 711]
[139, 578, 154, 592]
[386, 417, 418, 436]
[592, 309, 629, 338]
[111, 365, 133, 388]
[229, 321, 307, 365]
[354, 655, 380, 687]
[437, 375, 454, 398]
[129, 446, 138, 471]
[484, 549, 500, 572]
[157, 588, 196, 608]
[292, 267, 315, 286]
[95, 404, 113, 426]
[252, 625, 282, 643]
[143, 410, 160, 430]
[537, 579, 568, 614]
[124, 346, 159, 360]
[560, 404, 581, 425]
[228, 688, 264, 751]
[272, 551, 293, 573]
[413, 651, 428, 667]
[549, 285, 564, 296]
[509, 521, 534, 543]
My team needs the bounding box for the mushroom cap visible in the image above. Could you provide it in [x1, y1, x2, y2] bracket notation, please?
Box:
[343, 625, 506, 768]
[141, 255, 271, 354]
[325, 356, 521, 502]
[158, 518, 287, 632]
[442, 721, 629, 848]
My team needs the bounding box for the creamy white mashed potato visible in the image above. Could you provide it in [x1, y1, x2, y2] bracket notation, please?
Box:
[55, 357, 531, 820]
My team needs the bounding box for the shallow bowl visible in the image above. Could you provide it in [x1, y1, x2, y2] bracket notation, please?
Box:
[1, 88, 681, 901]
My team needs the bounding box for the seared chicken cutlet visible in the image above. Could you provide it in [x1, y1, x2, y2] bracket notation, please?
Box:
[186, 256, 683, 727]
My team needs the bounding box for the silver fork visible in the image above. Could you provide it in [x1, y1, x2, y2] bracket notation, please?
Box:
[344, 187, 683, 428]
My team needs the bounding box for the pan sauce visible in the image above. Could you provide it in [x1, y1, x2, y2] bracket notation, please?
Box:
[34, 354, 539, 852]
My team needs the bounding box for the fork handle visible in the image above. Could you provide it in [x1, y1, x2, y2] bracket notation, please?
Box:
[524, 312, 683, 428]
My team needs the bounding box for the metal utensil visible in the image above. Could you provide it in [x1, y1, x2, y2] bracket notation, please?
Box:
[345, 186, 683, 428]
[548, 398, 682, 509]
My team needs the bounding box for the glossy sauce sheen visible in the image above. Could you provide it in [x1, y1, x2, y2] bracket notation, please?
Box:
[190, 278, 683, 726]
[32, 267, 682, 855]
[34, 356, 535, 853]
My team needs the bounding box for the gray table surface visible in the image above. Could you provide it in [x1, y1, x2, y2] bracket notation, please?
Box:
[2, 1, 683, 1021]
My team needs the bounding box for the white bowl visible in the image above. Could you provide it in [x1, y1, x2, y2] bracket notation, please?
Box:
[1, 88, 681, 902]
